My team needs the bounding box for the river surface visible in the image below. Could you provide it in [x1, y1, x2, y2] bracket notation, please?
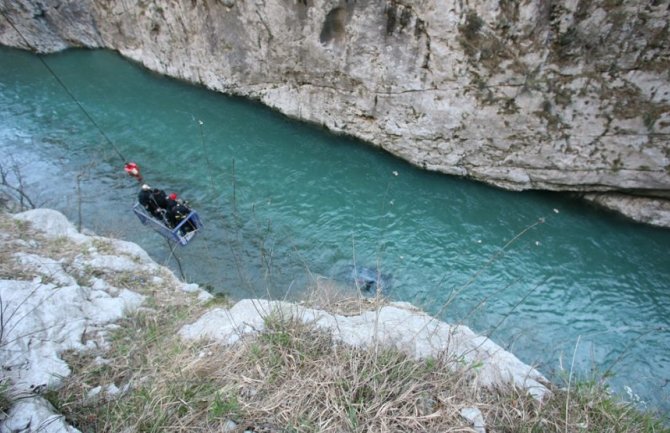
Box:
[1, 47, 669, 415]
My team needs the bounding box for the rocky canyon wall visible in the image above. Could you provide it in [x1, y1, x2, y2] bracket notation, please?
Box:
[1, 0, 669, 225]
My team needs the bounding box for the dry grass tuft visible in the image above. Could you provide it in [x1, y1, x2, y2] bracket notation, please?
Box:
[0, 216, 51, 281]
[299, 275, 388, 317]
[213, 319, 474, 432]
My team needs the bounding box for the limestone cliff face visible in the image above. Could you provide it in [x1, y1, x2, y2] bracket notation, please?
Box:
[1, 0, 669, 225]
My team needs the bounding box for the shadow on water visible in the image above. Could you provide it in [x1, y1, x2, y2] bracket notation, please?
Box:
[1, 46, 669, 417]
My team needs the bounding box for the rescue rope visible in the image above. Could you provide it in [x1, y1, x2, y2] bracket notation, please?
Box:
[2, 9, 200, 280]
[165, 238, 186, 280]
[0, 8, 128, 164]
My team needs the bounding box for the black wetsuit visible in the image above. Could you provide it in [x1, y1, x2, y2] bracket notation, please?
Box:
[138, 188, 168, 219]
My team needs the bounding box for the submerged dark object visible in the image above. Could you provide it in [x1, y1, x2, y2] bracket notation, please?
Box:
[346, 265, 392, 292]
[132, 202, 203, 246]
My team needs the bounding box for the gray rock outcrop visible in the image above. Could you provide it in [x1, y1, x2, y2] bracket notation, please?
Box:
[1, 0, 668, 225]
[179, 298, 550, 400]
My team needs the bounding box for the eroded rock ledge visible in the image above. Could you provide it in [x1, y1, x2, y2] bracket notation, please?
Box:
[1, 0, 669, 226]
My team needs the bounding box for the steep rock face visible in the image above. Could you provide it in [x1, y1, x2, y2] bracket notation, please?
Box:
[1, 0, 669, 224]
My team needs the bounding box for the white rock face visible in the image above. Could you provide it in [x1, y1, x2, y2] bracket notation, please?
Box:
[1, 0, 668, 225]
[180, 298, 550, 400]
[460, 407, 487, 433]
[582, 192, 670, 227]
[0, 209, 212, 431]
[0, 0, 670, 223]
[0, 398, 79, 433]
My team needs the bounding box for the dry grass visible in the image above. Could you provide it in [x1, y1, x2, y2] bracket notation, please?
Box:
[0, 217, 52, 281]
[48, 303, 669, 433]
[2, 212, 667, 432]
[298, 275, 388, 316]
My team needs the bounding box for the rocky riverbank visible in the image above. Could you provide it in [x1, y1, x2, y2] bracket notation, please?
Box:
[0, 209, 548, 431]
[1, 0, 669, 227]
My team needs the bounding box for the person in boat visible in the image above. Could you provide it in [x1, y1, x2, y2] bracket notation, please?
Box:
[166, 192, 178, 210]
[138, 184, 168, 219]
[165, 192, 196, 235]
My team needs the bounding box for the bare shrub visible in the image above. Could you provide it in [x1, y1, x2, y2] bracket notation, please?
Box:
[0, 159, 36, 212]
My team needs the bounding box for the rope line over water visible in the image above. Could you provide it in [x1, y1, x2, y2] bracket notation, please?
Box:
[0, 8, 128, 164]
[0, 8, 199, 278]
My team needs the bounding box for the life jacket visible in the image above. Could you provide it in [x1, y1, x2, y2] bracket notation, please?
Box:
[124, 162, 142, 182]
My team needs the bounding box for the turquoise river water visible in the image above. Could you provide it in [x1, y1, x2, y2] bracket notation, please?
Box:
[1, 47, 669, 416]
